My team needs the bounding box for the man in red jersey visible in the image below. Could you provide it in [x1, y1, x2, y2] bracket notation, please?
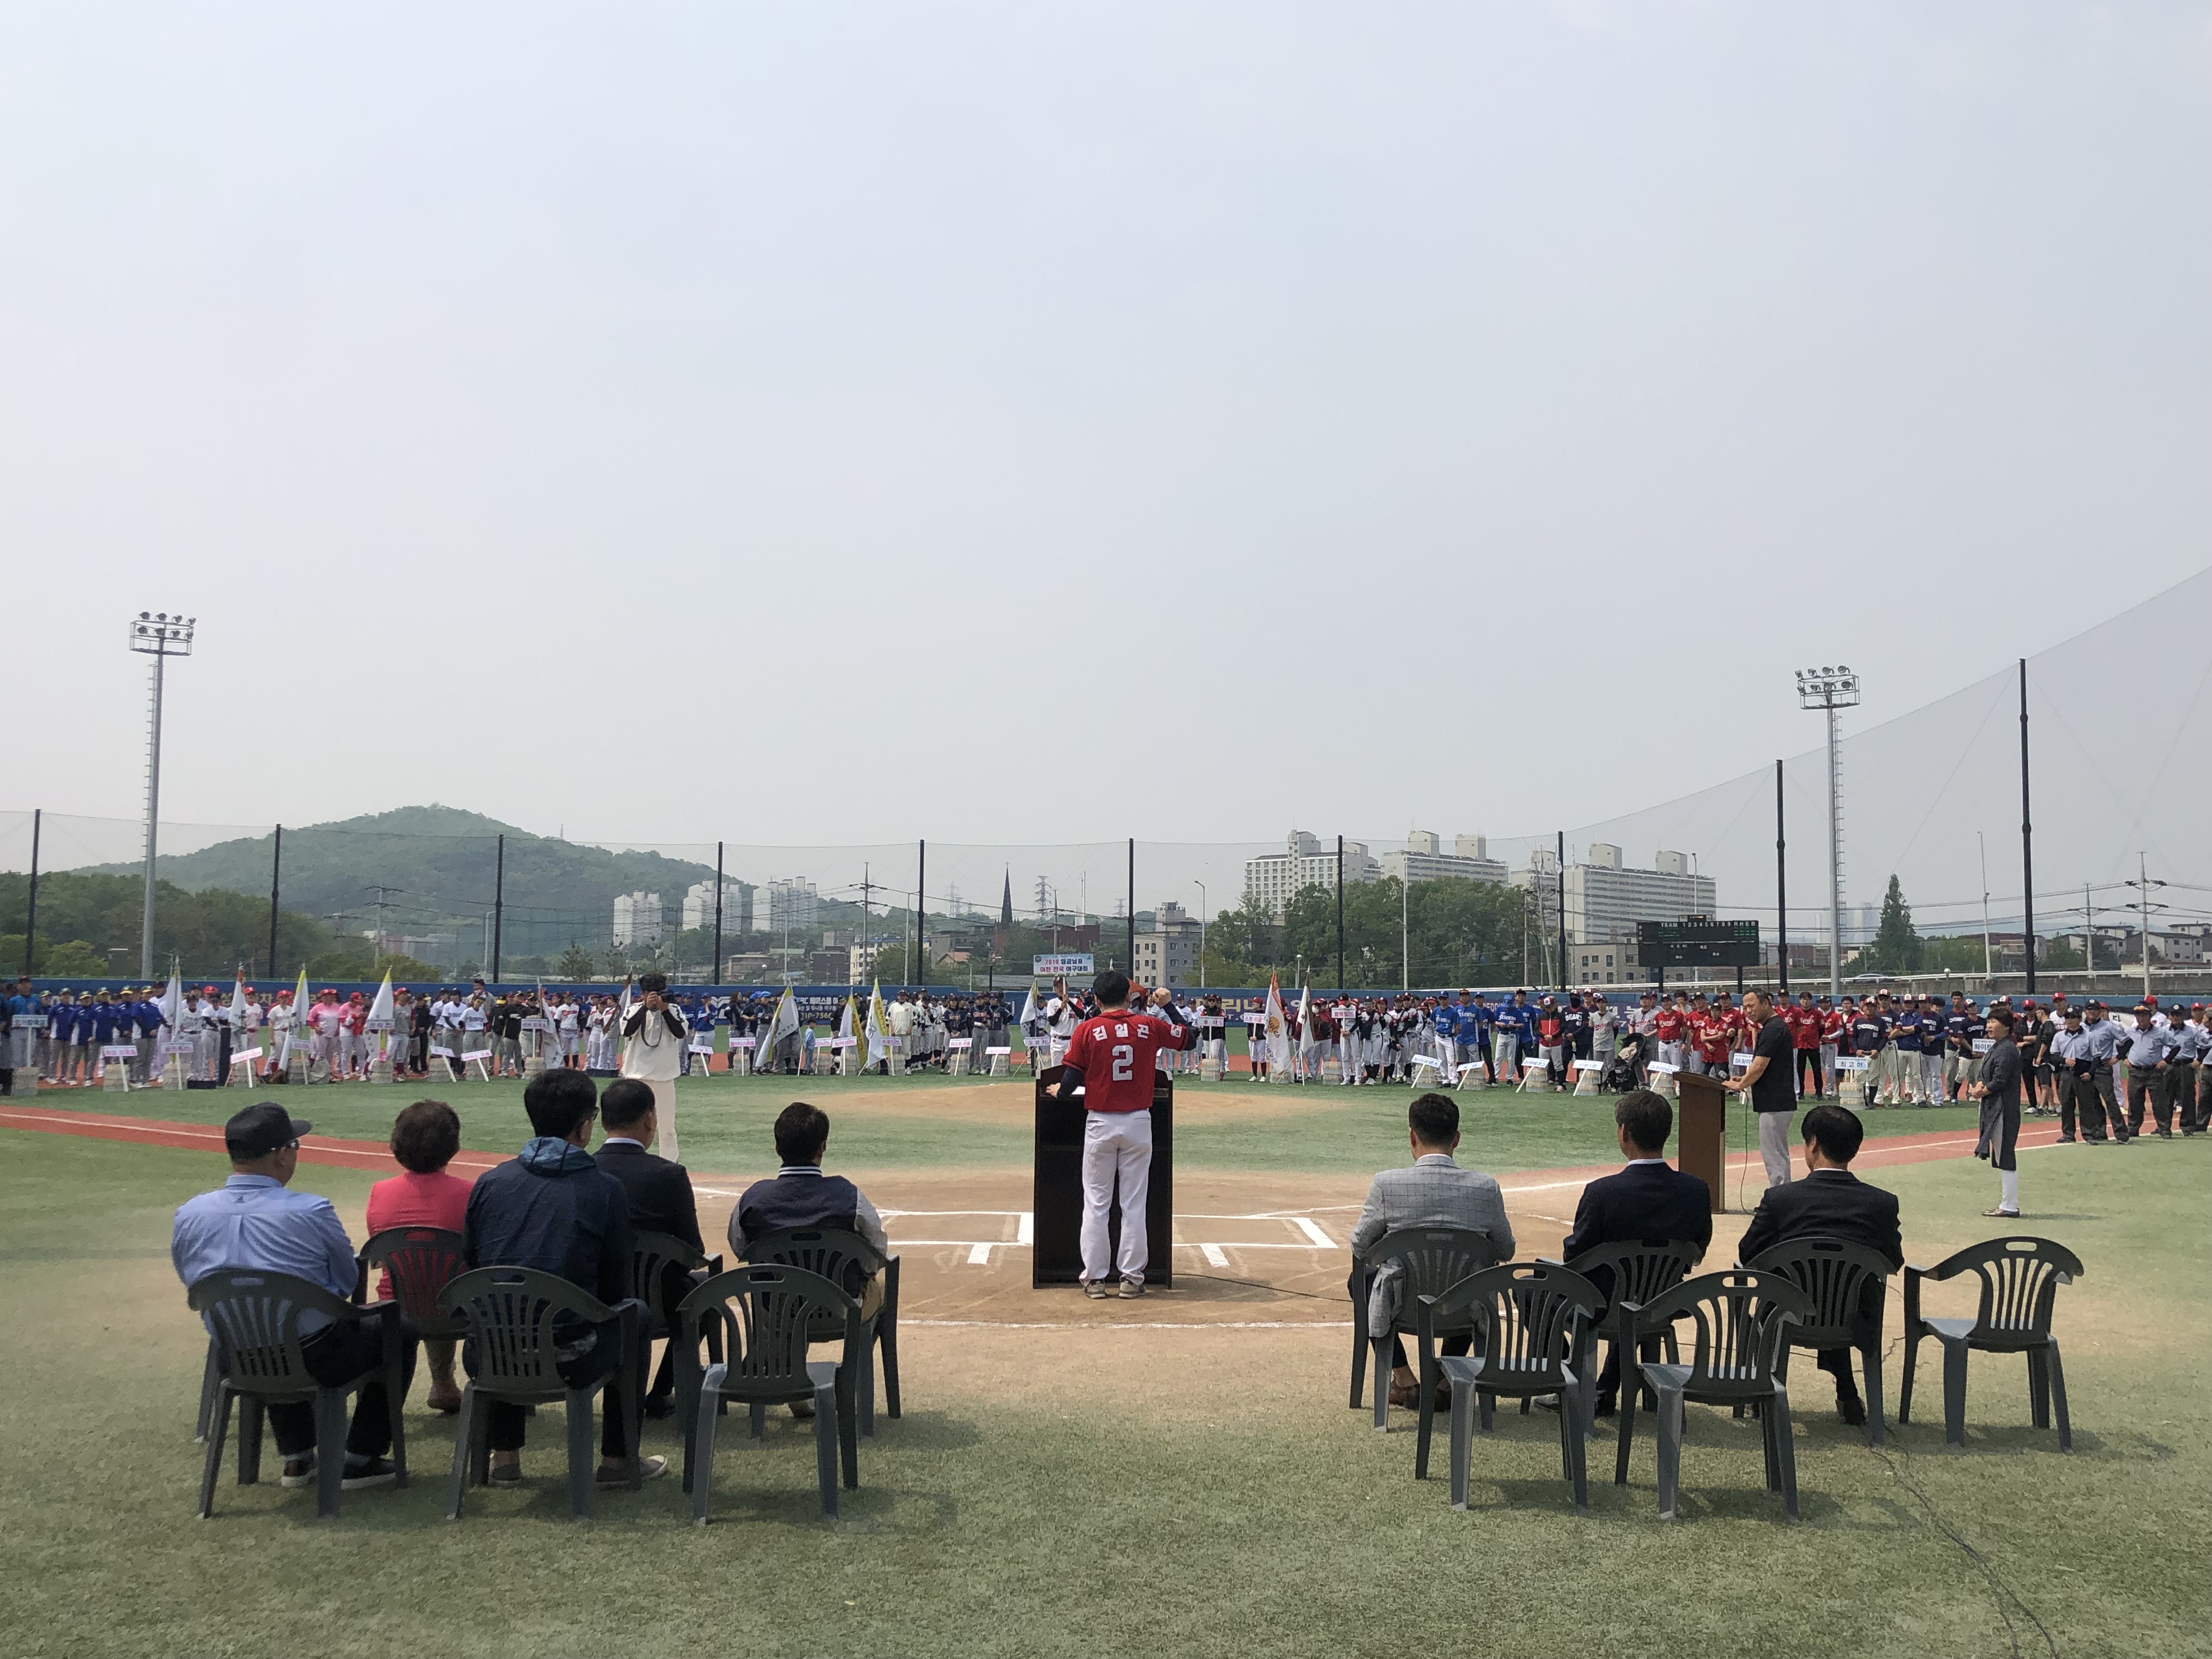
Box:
[1653, 994, 1688, 1074]
[1046, 969, 1193, 1299]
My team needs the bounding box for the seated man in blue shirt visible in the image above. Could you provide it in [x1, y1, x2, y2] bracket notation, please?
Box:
[170, 1102, 416, 1491]
[464, 1068, 660, 1486]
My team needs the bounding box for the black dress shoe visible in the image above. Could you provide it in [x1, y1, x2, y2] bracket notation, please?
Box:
[642, 1395, 674, 1420]
[1835, 1389, 1867, 1427]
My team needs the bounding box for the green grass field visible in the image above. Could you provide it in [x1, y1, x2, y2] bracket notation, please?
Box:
[51, 1069, 1993, 1178]
[3, 1093, 2205, 1658]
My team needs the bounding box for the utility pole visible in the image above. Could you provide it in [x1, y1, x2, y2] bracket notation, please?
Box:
[712, 841, 724, 988]
[1555, 831, 1567, 992]
[128, 613, 196, 980]
[1796, 666, 1859, 998]
[1400, 871, 1409, 992]
[1192, 882, 1206, 990]
[1978, 831, 1993, 980]
[2126, 854, 2166, 1001]
[2084, 883, 2095, 992]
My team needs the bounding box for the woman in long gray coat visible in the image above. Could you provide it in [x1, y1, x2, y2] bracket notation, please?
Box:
[1965, 1006, 2023, 1218]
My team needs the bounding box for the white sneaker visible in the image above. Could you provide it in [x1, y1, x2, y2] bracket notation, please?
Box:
[1118, 1276, 1147, 1299]
[1080, 1279, 1109, 1299]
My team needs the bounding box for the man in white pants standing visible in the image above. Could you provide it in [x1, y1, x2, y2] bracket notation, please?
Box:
[1046, 972, 1192, 1299]
[619, 972, 690, 1164]
[1723, 987, 1799, 1187]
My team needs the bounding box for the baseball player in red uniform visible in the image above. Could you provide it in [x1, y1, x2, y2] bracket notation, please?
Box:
[1046, 970, 1194, 1298]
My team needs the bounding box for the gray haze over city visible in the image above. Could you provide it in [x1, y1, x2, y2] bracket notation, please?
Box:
[4, 4, 2208, 927]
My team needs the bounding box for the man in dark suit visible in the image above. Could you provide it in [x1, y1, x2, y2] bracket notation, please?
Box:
[596, 1077, 704, 1417]
[1561, 1089, 1713, 1417]
[1736, 1103, 1904, 1425]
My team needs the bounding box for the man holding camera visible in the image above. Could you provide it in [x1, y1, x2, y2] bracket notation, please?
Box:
[619, 972, 690, 1164]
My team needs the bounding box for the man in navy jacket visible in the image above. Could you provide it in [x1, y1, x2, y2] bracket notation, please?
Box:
[465, 1068, 658, 1485]
[1560, 1090, 1712, 1415]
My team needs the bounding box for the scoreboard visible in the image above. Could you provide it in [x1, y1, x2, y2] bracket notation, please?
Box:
[1637, 918, 1760, 969]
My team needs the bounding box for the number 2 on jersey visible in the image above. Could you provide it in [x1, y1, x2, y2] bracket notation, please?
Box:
[1110, 1043, 1135, 1081]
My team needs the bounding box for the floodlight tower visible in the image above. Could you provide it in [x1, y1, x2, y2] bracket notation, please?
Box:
[1795, 665, 1860, 999]
[128, 613, 196, 980]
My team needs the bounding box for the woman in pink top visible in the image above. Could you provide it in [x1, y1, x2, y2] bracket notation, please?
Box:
[365, 1099, 474, 1413]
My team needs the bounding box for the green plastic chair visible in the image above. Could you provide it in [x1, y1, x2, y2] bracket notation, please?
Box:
[1611, 1269, 1813, 1521]
[1550, 1238, 1705, 1434]
[355, 1227, 470, 1339]
[1348, 1226, 1499, 1428]
[1898, 1236, 2081, 1452]
[1742, 1235, 1893, 1447]
[631, 1231, 723, 1401]
[187, 1268, 411, 1521]
[1413, 1263, 1601, 1513]
[737, 1225, 900, 1431]
[437, 1267, 648, 1522]
[675, 1265, 863, 1522]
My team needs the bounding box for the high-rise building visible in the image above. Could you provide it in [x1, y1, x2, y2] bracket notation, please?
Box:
[679, 878, 753, 934]
[1531, 847, 1718, 944]
[612, 891, 669, 949]
[764, 877, 821, 935]
[1378, 831, 1509, 888]
[1242, 832, 1381, 918]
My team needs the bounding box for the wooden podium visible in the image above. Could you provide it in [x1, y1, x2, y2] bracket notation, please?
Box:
[1677, 1070, 1728, 1214]
[1032, 1066, 1173, 1287]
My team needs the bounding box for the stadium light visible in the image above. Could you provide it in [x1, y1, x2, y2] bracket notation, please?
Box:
[128, 613, 196, 980]
[1796, 664, 1860, 998]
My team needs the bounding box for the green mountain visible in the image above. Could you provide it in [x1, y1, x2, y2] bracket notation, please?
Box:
[99, 805, 723, 964]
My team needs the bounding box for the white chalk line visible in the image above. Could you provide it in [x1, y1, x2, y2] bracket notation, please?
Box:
[901, 1318, 1353, 1331]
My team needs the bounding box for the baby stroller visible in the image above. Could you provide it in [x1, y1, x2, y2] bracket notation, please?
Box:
[1600, 1031, 1646, 1093]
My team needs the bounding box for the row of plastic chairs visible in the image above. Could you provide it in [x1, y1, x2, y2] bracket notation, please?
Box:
[1350, 1226, 2081, 1521]
[191, 1225, 901, 1523]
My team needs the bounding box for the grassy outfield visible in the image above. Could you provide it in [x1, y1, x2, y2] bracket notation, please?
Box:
[3, 1127, 2209, 1658]
[41, 1069, 1991, 1178]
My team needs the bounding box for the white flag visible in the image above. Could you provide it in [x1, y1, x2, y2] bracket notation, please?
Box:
[227, 973, 250, 1031]
[866, 978, 889, 1064]
[158, 969, 183, 1034]
[366, 971, 394, 1031]
[837, 995, 858, 1048]
[1264, 973, 1290, 1070]
[761, 984, 800, 1057]
[1296, 980, 1314, 1052]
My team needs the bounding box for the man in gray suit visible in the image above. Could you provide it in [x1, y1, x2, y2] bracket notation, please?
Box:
[1348, 1092, 1515, 1409]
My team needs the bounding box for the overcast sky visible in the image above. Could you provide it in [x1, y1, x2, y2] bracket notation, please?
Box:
[4, 2, 2208, 852]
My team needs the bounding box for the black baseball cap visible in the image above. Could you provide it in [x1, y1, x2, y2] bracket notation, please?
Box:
[224, 1102, 312, 1159]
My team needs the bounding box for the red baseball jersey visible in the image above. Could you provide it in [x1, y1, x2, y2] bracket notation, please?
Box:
[1655, 1009, 1686, 1043]
[1063, 1009, 1188, 1113]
